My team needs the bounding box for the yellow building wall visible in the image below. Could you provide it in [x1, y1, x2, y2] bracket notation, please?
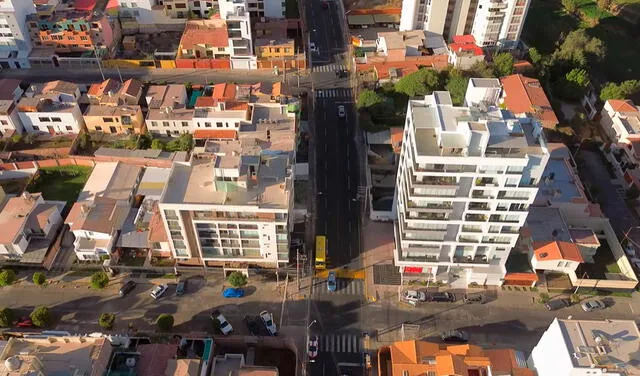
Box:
[258, 43, 296, 58]
[83, 109, 145, 134]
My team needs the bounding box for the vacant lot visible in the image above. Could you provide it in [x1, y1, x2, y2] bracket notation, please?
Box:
[523, 0, 640, 82]
[26, 165, 92, 206]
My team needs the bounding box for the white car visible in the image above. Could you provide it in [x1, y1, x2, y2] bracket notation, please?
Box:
[581, 299, 606, 312]
[212, 311, 233, 335]
[337, 105, 346, 118]
[260, 310, 278, 336]
[310, 42, 319, 54]
[403, 290, 426, 305]
[308, 335, 319, 362]
[150, 284, 168, 300]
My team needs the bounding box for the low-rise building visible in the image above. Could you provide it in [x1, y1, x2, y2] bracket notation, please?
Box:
[256, 38, 295, 59]
[16, 80, 84, 134]
[0, 335, 112, 375]
[500, 74, 559, 129]
[0, 78, 25, 137]
[599, 100, 640, 182]
[529, 318, 640, 376]
[0, 192, 64, 262]
[371, 30, 447, 63]
[379, 340, 534, 376]
[145, 84, 194, 136]
[116, 0, 189, 33]
[447, 35, 485, 69]
[0, 0, 37, 69]
[84, 104, 145, 134]
[178, 19, 230, 59]
[87, 78, 143, 106]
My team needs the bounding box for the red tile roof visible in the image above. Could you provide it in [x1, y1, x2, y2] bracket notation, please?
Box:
[448, 42, 483, 56]
[194, 96, 218, 108]
[75, 0, 97, 11]
[225, 101, 249, 111]
[501, 74, 558, 127]
[120, 78, 142, 98]
[452, 35, 476, 44]
[87, 78, 119, 97]
[533, 240, 584, 263]
[212, 83, 237, 101]
[608, 99, 638, 113]
[390, 127, 403, 153]
[193, 129, 238, 139]
[180, 22, 229, 50]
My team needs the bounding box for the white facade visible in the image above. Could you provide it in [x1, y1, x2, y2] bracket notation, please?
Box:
[0, 0, 36, 69]
[394, 90, 549, 287]
[117, 0, 188, 29]
[219, 0, 257, 69]
[18, 106, 84, 134]
[400, 0, 478, 40]
[464, 78, 502, 107]
[0, 100, 23, 136]
[600, 99, 640, 144]
[529, 318, 640, 376]
[472, 0, 530, 47]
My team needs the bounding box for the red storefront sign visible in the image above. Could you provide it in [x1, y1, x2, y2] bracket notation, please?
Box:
[404, 266, 423, 274]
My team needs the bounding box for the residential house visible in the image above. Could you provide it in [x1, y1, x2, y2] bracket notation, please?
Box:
[500, 74, 559, 129]
[84, 104, 145, 134]
[87, 78, 143, 106]
[447, 35, 485, 69]
[599, 100, 640, 182]
[378, 340, 534, 376]
[16, 80, 84, 134]
[217, 0, 257, 69]
[189, 0, 218, 19]
[255, 38, 295, 59]
[0, 78, 25, 137]
[178, 19, 230, 59]
[158, 102, 296, 270]
[26, 0, 119, 55]
[0, 192, 64, 262]
[65, 162, 143, 260]
[116, 0, 188, 32]
[145, 84, 194, 136]
[529, 318, 640, 376]
[0, 0, 37, 69]
[0, 335, 113, 375]
[370, 30, 447, 63]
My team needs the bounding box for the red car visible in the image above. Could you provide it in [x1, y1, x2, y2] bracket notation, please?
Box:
[16, 317, 33, 328]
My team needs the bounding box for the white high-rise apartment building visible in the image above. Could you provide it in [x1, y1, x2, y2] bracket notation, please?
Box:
[218, 0, 257, 69]
[400, 0, 479, 40]
[393, 81, 549, 287]
[400, 0, 529, 46]
[472, 0, 530, 47]
[0, 0, 36, 69]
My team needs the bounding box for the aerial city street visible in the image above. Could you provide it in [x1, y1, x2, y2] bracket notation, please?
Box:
[0, 0, 639, 375]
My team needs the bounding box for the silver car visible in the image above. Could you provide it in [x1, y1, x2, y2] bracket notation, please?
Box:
[581, 299, 605, 312]
[403, 290, 426, 305]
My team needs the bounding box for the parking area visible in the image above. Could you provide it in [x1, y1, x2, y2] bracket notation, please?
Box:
[576, 150, 639, 236]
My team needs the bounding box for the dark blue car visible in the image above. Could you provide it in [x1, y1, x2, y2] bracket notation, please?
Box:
[223, 287, 245, 298]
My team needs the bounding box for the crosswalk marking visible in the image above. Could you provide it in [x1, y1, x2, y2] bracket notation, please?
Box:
[314, 88, 353, 99]
[312, 64, 348, 73]
[312, 279, 364, 296]
[318, 334, 361, 353]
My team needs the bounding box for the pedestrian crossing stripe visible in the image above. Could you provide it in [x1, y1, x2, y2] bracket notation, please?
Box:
[317, 334, 362, 353]
[314, 88, 353, 99]
[312, 64, 348, 73]
[313, 279, 363, 295]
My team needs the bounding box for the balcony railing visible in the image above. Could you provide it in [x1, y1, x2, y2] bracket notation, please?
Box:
[465, 214, 487, 222]
[453, 255, 489, 264]
[468, 202, 490, 210]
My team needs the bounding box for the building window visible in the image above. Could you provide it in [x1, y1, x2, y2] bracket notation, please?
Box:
[216, 122, 223, 127]
[65, 126, 73, 131]
[95, 126, 102, 131]
[0, 120, 7, 125]
[182, 121, 189, 127]
[217, 47, 225, 52]
[205, 122, 211, 128]
[163, 121, 170, 127]
[51, 117, 61, 122]
[38, 117, 50, 122]
[103, 117, 114, 122]
[176, 3, 187, 8]
[33, 126, 40, 131]
[166, 4, 172, 9]
[173, 130, 180, 135]
[151, 121, 158, 127]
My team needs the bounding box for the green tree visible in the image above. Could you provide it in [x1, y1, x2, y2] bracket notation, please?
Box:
[555, 68, 591, 100]
[570, 293, 581, 304]
[600, 80, 640, 101]
[90, 272, 109, 289]
[137, 133, 152, 149]
[562, 0, 578, 14]
[227, 271, 248, 288]
[77, 132, 91, 151]
[0, 308, 14, 327]
[32, 272, 46, 286]
[467, 60, 495, 78]
[394, 71, 428, 97]
[445, 71, 469, 106]
[493, 52, 514, 77]
[597, 0, 611, 10]
[553, 30, 606, 67]
[0, 270, 16, 287]
[529, 47, 543, 67]
[177, 133, 193, 151]
[156, 313, 174, 331]
[151, 139, 165, 150]
[99, 313, 116, 329]
[356, 89, 384, 109]
[30, 306, 50, 327]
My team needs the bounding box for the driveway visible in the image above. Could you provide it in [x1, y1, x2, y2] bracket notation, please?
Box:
[577, 150, 638, 236]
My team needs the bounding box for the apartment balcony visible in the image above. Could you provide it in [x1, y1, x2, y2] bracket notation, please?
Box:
[401, 254, 449, 263]
[406, 201, 453, 213]
[458, 236, 479, 243]
[481, 238, 512, 244]
[415, 164, 476, 174]
[406, 212, 449, 220]
[505, 167, 525, 175]
[468, 202, 490, 211]
[198, 231, 217, 238]
[460, 225, 483, 233]
[488, 215, 519, 223]
[453, 254, 489, 264]
[410, 176, 457, 189]
[465, 214, 488, 222]
[410, 188, 457, 198]
[474, 178, 499, 187]
[471, 190, 494, 199]
[500, 227, 520, 234]
[496, 192, 529, 201]
[228, 30, 243, 38]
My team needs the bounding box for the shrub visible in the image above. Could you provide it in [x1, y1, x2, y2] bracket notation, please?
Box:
[32, 272, 46, 286]
[156, 314, 174, 331]
[0, 308, 14, 327]
[30, 306, 50, 327]
[0, 270, 16, 287]
[570, 293, 581, 304]
[90, 272, 109, 289]
[99, 313, 116, 329]
[227, 271, 248, 288]
[539, 292, 550, 304]
[151, 139, 165, 150]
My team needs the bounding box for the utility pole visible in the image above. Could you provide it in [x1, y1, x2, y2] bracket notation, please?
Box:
[297, 251, 300, 292]
[93, 47, 105, 81]
[116, 65, 123, 83]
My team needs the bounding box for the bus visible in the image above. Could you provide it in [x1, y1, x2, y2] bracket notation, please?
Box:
[315, 235, 327, 270]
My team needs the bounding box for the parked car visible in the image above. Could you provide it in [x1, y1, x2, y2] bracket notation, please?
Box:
[119, 280, 136, 297]
[463, 293, 484, 304]
[337, 105, 346, 118]
[310, 42, 319, 54]
[441, 330, 469, 343]
[581, 299, 606, 312]
[260, 310, 278, 336]
[150, 284, 169, 300]
[244, 316, 260, 336]
[175, 279, 187, 296]
[327, 272, 337, 292]
[403, 290, 426, 305]
[223, 287, 245, 298]
[308, 335, 319, 362]
[211, 311, 233, 335]
[15, 317, 33, 328]
[545, 298, 571, 311]
[427, 292, 456, 302]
